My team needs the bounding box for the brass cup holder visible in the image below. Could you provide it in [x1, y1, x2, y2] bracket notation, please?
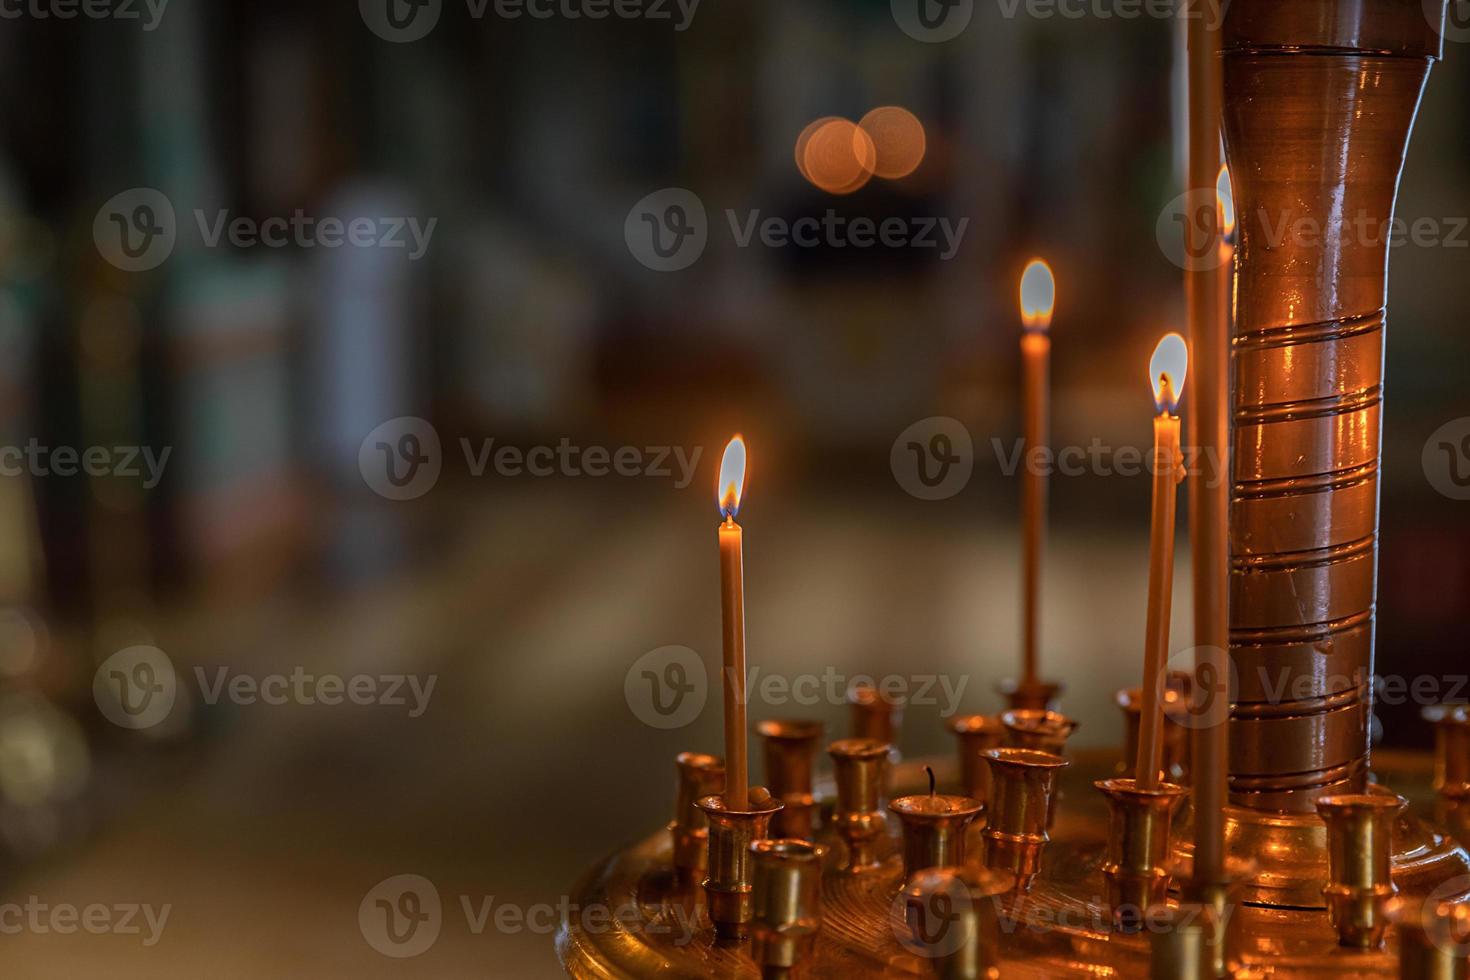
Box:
[828, 738, 892, 873]
[695, 791, 785, 940]
[980, 747, 1068, 891]
[758, 719, 824, 841]
[1095, 777, 1188, 933]
[1000, 709, 1079, 755]
[890, 792, 984, 885]
[750, 838, 824, 976]
[1315, 792, 1406, 949]
[671, 751, 725, 887]
[899, 865, 1015, 980]
[948, 714, 1005, 805]
[995, 677, 1062, 713]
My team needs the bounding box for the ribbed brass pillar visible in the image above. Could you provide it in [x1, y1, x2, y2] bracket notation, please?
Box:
[1221, 0, 1444, 813]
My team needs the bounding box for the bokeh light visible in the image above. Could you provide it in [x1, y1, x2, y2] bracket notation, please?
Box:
[858, 106, 927, 179]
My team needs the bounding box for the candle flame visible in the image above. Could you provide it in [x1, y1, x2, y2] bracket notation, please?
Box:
[717, 435, 747, 519]
[1216, 165, 1236, 239]
[1150, 333, 1188, 414]
[1018, 259, 1055, 332]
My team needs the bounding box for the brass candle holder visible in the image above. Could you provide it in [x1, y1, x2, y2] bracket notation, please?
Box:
[828, 738, 891, 873]
[1095, 777, 1189, 932]
[1389, 895, 1470, 980]
[849, 684, 903, 744]
[1000, 708, 1078, 755]
[1425, 705, 1470, 800]
[948, 714, 1005, 804]
[758, 719, 824, 840]
[899, 866, 1015, 980]
[1315, 793, 1406, 949]
[671, 751, 725, 887]
[1149, 902, 1217, 980]
[695, 790, 785, 940]
[996, 677, 1061, 713]
[980, 747, 1068, 891]
[1116, 686, 1191, 783]
[890, 771, 983, 885]
[750, 839, 823, 978]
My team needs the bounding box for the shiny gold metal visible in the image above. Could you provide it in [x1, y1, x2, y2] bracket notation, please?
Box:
[827, 738, 890, 872]
[671, 751, 724, 886]
[996, 677, 1061, 713]
[1116, 687, 1190, 783]
[1095, 777, 1189, 932]
[890, 786, 983, 884]
[1390, 896, 1470, 980]
[1316, 793, 1405, 948]
[980, 747, 1067, 891]
[758, 719, 824, 840]
[948, 714, 1005, 804]
[1223, 0, 1445, 818]
[695, 791, 784, 940]
[1425, 706, 1470, 801]
[1000, 709, 1078, 755]
[900, 866, 1014, 980]
[750, 839, 823, 978]
[1149, 902, 1216, 980]
[848, 684, 903, 745]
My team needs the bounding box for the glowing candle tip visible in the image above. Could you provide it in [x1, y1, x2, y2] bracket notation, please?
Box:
[1149, 333, 1189, 414]
[717, 435, 747, 519]
[1019, 258, 1056, 332]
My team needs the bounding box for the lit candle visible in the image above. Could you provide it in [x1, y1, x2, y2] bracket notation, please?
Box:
[1018, 259, 1055, 685]
[1136, 334, 1188, 791]
[717, 435, 750, 810]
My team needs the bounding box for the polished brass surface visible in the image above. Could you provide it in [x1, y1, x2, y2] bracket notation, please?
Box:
[696, 791, 784, 940]
[890, 793, 983, 884]
[948, 714, 1004, 804]
[849, 685, 903, 745]
[996, 677, 1061, 713]
[672, 751, 725, 887]
[1116, 688, 1190, 784]
[829, 738, 891, 873]
[1148, 902, 1215, 980]
[1001, 709, 1079, 756]
[1222, 0, 1444, 818]
[980, 747, 1068, 891]
[1317, 793, 1406, 949]
[1391, 897, 1470, 980]
[750, 839, 823, 977]
[1426, 706, 1470, 801]
[1096, 778, 1188, 933]
[900, 866, 1014, 980]
[759, 720, 824, 840]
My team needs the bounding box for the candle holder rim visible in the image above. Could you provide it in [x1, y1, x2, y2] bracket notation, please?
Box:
[982, 746, 1069, 769]
[828, 737, 892, 759]
[1093, 776, 1189, 799]
[755, 718, 825, 740]
[902, 864, 1016, 900]
[749, 838, 823, 863]
[695, 792, 786, 817]
[1000, 709, 1079, 734]
[888, 794, 984, 819]
[1423, 703, 1470, 726]
[947, 713, 1004, 735]
[676, 750, 724, 771]
[1313, 792, 1407, 815]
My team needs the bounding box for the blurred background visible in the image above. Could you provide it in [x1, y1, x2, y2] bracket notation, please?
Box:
[0, 0, 1467, 974]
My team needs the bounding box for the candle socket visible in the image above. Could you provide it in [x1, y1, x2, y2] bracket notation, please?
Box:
[996, 677, 1061, 713]
[1425, 705, 1470, 801]
[750, 839, 823, 976]
[949, 714, 1006, 804]
[671, 752, 725, 887]
[1148, 902, 1216, 980]
[828, 738, 891, 873]
[849, 684, 904, 746]
[1115, 687, 1191, 783]
[758, 719, 824, 840]
[1389, 896, 1470, 980]
[900, 866, 1015, 980]
[980, 748, 1068, 891]
[1094, 777, 1188, 933]
[1315, 793, 1405, 949]
[695, 792, 785, 940]
[890, 794, 984, 885]
[1000, 709, 1079, 755]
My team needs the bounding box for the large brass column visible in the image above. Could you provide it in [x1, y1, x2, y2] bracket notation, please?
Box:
[1222, 0, 1444, 812]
